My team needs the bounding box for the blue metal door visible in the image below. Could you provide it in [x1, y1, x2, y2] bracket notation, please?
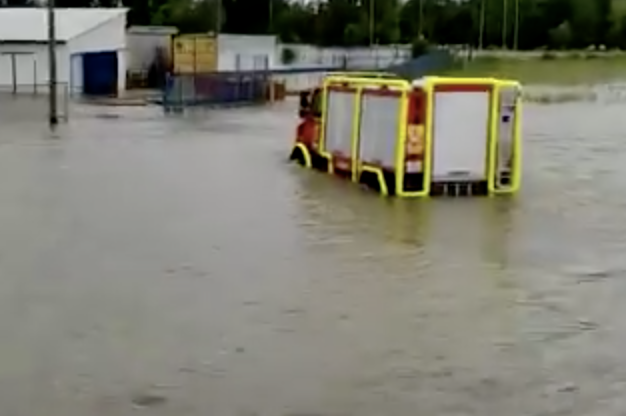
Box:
[82, 51, 118, 96]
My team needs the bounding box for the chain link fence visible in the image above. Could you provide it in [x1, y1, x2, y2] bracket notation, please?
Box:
[162, 71, 272, 112]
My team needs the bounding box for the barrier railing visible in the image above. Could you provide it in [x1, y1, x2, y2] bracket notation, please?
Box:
[162, 71, 272, 111]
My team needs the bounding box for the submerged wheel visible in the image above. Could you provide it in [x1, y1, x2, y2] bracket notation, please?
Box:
[359, 170, 381, 192]
[358, 170, 394, 196]
[289, 146, 307, 166]
[311, 152, 329, 172]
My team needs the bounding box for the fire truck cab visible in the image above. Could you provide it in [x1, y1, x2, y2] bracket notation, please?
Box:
[290, 73, 522, 197]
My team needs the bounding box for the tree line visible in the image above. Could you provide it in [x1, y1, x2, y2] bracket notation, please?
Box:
[2, 0, 626, 49]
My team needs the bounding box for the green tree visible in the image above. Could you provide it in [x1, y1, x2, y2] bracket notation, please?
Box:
[596, 0, 613, 46]
[569, 0, 599, 47]
[151, 0, 219, 33]
[22, 0, 626, 50]
[549, 20, 573, 48]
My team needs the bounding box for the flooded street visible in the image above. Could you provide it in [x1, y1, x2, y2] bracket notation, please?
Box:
[2, 92, 626, 415]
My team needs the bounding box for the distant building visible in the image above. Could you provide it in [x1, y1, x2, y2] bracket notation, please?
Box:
[158, 33, 277, 74]
[217, 34, 277, 71]
[0, 8, 128, 96]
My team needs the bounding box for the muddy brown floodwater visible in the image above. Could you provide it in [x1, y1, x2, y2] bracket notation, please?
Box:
[2, 90, 626, 416]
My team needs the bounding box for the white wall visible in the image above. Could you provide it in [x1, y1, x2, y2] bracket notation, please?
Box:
[277, 43, 411, 69]
[68, 13, 127, 93]
[267, 43, 412, 93]
[70, 52, 82, 94]
[0, 43, 69, 91]
[68, 13, 126, 54]
[217, 34, 277, 71]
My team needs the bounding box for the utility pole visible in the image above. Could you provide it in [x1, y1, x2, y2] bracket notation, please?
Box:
[502, 0, 508, 48]
[418, 0, 424, 38]
[47, 0, 58, 126]
[513, 0, 519, 50]
[369, 0, 374, 45]
[478, 0, 485, 50]
[269, 0, 273, 33]
[215, 0, 221, 32]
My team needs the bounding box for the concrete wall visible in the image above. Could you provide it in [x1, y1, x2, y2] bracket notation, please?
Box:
[217, 34, 277, 71]
[215, 37, 410, 71]
[68, 13, 128, 93]
[277, 43, 411, 69]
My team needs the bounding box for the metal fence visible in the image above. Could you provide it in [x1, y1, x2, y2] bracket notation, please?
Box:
[162, 71, 271, 111]
[0, 82, 70, 122]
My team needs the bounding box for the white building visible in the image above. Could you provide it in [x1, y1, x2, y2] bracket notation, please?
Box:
[217, 34, 277, 71]
[0, 8, 128, 96]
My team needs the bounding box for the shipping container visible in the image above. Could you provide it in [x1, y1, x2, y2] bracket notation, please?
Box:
[172, 34, 217, 74]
